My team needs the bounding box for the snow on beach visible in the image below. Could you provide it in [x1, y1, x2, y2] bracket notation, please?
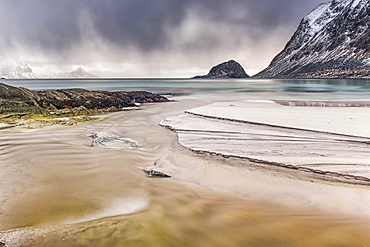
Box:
[160, 100, 370, 182]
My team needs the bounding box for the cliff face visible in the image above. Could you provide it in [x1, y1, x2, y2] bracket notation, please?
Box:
[255, 0, 370, 79]
[193, 60, 249, 79]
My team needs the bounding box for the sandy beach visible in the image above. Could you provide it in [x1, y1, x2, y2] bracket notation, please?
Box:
[3, 82, 370, 246]
[161, 100, 370, 172]
[157, 99, 370, 215]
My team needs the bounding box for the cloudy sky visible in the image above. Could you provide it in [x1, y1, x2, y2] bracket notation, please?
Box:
[0, 0, 325, 77]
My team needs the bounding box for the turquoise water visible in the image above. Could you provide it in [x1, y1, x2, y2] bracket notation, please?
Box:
[4, 78, 370, 100]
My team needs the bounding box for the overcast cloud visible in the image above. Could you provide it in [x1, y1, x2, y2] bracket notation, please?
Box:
[0, 0, 325, 77]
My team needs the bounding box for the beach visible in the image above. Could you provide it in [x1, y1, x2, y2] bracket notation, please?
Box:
[161, 100, 370, 177]
[2, 79, 370, 246]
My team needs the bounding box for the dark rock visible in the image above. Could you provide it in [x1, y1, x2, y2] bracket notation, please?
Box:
[142, 169, 171, 178]
[193, 60, 250, 79]
[255, 0, 370, 79]
[0, 82, 169, 115]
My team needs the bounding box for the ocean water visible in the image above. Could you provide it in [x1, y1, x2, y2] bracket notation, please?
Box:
[1, 78, 370, 246]
[5, 78, 370, 99]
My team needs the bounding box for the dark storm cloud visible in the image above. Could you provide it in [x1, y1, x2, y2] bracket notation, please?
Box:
[0, 1, 84, 52]
[0, 0, 325, 76]
[0, 0, 324, 53]
[85, 0, 190, 51]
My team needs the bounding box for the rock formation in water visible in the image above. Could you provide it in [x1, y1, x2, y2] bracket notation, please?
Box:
[142, 169, 171, 178]
[0, 82, 168, 115]
[193, 60, 250, 79]
[255, 0, 370, 79]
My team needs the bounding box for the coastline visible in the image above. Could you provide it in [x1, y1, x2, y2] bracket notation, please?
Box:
[3, 97, 370, 245]
[3, 76, 370, 246]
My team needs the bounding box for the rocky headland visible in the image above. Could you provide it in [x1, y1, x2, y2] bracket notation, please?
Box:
[0, 82, 168, 129]
[193, 60, 250, 79]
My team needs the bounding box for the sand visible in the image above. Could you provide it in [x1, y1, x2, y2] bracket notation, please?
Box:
[160, 100, 370, 182]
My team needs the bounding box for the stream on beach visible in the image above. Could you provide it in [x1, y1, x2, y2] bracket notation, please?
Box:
[2, 78, 370, 246]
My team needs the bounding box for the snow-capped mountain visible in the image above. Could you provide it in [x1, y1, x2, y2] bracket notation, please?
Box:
[0, 61, 98, 79]
[0, 60, 37, 79]
[255, 0, 370, 79]
[68, 67, 97, 78]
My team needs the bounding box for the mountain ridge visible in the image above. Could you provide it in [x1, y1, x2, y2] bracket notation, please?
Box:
[0, 61, 98, 79]
[255, 0, 370, 79]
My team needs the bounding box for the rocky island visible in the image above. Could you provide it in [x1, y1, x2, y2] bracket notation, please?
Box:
[0, 82, 168, 128]
[193, 60, 250, 79]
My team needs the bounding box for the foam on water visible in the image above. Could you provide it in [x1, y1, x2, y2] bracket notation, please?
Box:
[64, 197, 150, 224]
[90, 132, 141, 149]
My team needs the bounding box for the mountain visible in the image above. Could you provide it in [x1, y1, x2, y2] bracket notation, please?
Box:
[0, 61, 37, 79]
[0, 61, 98, 79]
[255, 0, 370, 79]
[68, 67, 97, 78]
[193, 60, 250, 79]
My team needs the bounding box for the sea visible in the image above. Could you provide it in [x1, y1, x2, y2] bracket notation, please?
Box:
[1, 78, 370, 246]
[4, 78, 370, 99]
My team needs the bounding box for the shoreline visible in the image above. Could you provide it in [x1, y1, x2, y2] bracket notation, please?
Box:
[160, 100, 370, 185]
[3, 97, 370, 245]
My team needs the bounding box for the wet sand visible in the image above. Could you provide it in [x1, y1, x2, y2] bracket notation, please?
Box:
[161, 100, 370, 180]
[2, 98, 370, 246]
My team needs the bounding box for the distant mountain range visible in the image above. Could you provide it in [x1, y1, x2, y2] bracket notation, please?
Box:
[0, 60, 98, 79]
[255, 0, 370, 79]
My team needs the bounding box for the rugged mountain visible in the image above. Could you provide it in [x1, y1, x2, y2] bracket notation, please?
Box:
[255, 0, 370, 79]
[193, 60, 249, 79]
[0, 61, 37, 79]
[0, 61, 98, 79]
[0, 82, 168, 115]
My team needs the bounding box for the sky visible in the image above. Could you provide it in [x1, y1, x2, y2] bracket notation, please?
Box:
[0, 0, 325, 77]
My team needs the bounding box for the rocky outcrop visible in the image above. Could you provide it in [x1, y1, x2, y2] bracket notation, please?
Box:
[255, 0, 370, 79]
[0, 82, 168, 115]
[193, 60, 249, 79]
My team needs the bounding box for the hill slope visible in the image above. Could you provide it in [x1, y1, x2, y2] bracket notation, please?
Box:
[193, 60, 250, 79]
[255, 0, 370, 79]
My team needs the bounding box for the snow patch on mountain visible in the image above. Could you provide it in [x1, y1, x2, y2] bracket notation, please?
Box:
[295, 0, 352, 53]
[0, 61, 98, 79]
[305, 3, 331, 34]
[351, 0, 361, 8]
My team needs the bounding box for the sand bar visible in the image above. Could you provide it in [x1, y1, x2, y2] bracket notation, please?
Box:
[160, 100, 370, 181]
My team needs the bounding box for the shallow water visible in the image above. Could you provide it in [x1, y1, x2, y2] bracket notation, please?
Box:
[2, 79, 370, 246]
